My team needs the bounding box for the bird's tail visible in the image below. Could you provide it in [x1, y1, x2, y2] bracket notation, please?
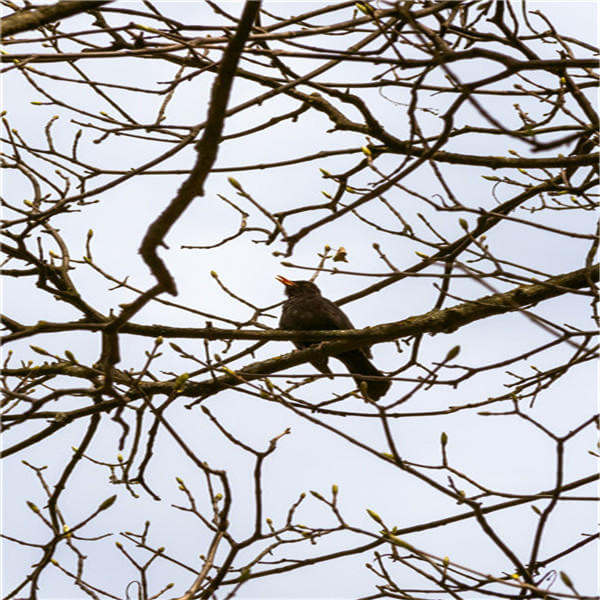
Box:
[337, 351, 391, 401]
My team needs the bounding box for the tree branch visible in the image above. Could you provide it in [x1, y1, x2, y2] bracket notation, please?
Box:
[1, 0, 113, 38]
[138, 0, 261, 295]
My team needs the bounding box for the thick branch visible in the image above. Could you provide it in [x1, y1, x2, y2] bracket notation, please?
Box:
[1, 0, 113, 37]
[138, 0, 260, 295]
[2, 263, 596, 397]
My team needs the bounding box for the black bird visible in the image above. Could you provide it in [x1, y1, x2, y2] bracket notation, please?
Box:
[276, 276, 391, 400]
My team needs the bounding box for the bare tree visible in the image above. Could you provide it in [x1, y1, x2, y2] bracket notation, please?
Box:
[1, 1, 598, 599]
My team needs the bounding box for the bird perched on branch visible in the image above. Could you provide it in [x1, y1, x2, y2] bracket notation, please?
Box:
[276, 276, 391, 401]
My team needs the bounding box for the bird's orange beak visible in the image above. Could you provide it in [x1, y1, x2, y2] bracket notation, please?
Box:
[276, 275, 295, 287]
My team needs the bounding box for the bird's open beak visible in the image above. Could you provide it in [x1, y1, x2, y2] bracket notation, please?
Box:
[276, 275, 295, 287]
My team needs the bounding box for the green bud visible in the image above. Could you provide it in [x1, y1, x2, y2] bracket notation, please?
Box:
[559, 571, 573, 587]
[228, 177, 243, 191]
[445, 345, 460, 361]
[355, 2, 373, 14]
[98, 495, 117, 511]
[174, 373, 189, 386]
[366, 508, 383, 525]
[30, 345, 52, 356]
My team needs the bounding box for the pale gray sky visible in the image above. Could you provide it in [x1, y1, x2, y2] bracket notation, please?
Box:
[2, 1, 598, 598]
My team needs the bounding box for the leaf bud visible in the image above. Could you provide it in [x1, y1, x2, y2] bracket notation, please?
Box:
[333, 247, 348, 262]
[444, 345, 460, 361]
[559, 571, 573, 587]
[366, 508, 383, 524]
[98, 495, 117, 511]
[228, 177, 243, 191]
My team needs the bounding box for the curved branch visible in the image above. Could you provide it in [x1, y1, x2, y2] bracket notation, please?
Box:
[138, 0, 261, 295]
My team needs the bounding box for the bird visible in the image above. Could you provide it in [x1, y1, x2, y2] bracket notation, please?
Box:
[276, 275, 391, 400]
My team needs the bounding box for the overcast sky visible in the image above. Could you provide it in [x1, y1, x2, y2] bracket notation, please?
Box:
[2, 1, 598, 598]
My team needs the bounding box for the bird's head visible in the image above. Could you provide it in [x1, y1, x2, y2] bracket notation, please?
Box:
[276, 276, 322, 298]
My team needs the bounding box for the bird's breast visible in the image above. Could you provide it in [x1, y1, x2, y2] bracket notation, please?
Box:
[280, 297, 338, 330]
